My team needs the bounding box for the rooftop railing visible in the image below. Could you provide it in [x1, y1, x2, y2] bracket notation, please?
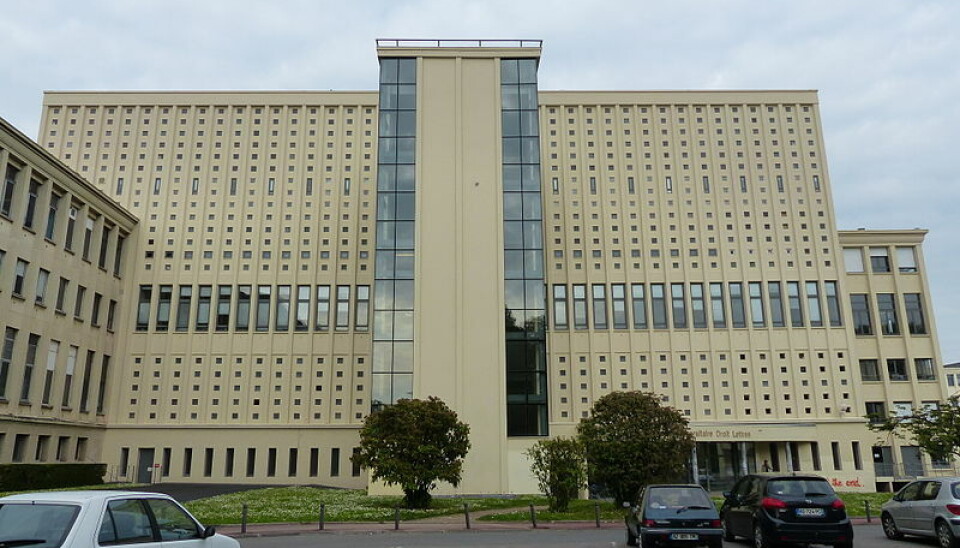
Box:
[376, 39, 542, 49]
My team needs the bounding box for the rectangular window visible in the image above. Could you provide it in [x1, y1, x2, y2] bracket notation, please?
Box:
[309, 448, 319, 477]
[13, 259, 27, 295]
[106, 299, 117, 330]
[35, 268, 49, 305]
[73, 285, 86, 319]
[915, 358, 936, 381]
[843, 248, 864, 273]
[689, 283, 706, 328]
[64, 205, 77, 252]
[42, 340, 59, 405]
[811, 442, 821, 471]
[831, 442, 842, 471]
[0, 327, 17, 399]
[288, 448, 298, 477]
[572, 284, 588, 329]
[236, 285, 251, 331]
[55, 277, 69, 312]
[98, 225, 111, 269]
[136, 285, 152, 331]
[768, 282, 784, 327]
[161, 448, 171, 477]
[627, 176, 635, 194]
[151, 285, 170, 331]
[81, 216, 95, 260]
[776, 174, 784, 193]
[95, 355, 109, 414]
[651, 283, 668, 329]
[204, 448, 214, 477]
[113, 234, 125, 276]
[191, 178, 200, 195]
[216, 286, 232, 331]
[79, 350, 94, 412]
[665, 176, 673, 193]
[275, 285, 291, 331]
[315, 285, 331, 330]
[175, 285, 192, 331]
[116, 178, 124, 195]
[183, 448, 193, 477]
[592, 284, 608, 329]
[196, 285, 212, 331]
[896, 247, 917, 273]
[631, 284, 648, 329]
[851, 294, 872, 335]
[256, 285, 271, 331]
[728, 282, 746, 328]
[24, 180, 39, 229]
[859, 359, 881, 381]
[91, 293, 102, 326]
[805, 282, 822, 327]
[352, 447, 362, 477]
[787, 281, 803, 327]
[739, 175, 748, 193]
[824, 281, 841, 327]
[295, 286, 310, 331]
[709, 283, 726, 328]
[45, 193, 60, 240]
[702, 175, 710, 193]
[61, 345, 78, 408]
[887, 359, 908, 381]
[229, 178, 238, 196]
[671, 283, 686, 329]
[343, 178, 351, 196]
[246, 448, 256, 477]
[330, 447, 340, 477]
[305, 178, 313, 196]
[748, 282, 765, 328]
[153, 178, 162, 195]
[553, 285, 568, 329]
[611, 284, 627, 329]
[869, 247, 890, 273]
[852, 441, 862, 470]
[355, 286, 370, 331]
[1, 165, 18, 217]
[877, 294, 899, 335]
[20, 333, 40, 402]
[865, 402, 886, 424]
[225, 448, 235, 477]
[335, 286, 350, 330]
[267, 178, 276, 195]
[904, 294, 927, 334]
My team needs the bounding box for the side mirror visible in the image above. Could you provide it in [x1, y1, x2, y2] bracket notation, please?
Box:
[202, 526, 216, 538]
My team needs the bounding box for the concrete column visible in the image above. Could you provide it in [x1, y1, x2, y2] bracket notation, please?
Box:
[691, 444, 700, 485]
[784, 442, 794, 471]
[740, 442, 749, 475]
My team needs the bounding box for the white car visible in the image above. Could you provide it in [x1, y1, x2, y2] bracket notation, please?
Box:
[0, 490, 239, 548]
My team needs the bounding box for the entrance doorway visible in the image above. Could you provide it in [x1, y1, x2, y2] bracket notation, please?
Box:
[137, 448, 155, 484]
[696, 442, 755, 492]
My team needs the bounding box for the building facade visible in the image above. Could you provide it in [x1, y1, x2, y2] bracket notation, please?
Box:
[0, 39, 947, 493]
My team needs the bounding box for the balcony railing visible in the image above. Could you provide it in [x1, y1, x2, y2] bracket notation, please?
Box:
[376, 39, 542, 49]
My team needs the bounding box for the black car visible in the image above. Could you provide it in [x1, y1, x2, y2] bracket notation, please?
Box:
[625, 484, 723, 547]
[720, 474, 853, 548]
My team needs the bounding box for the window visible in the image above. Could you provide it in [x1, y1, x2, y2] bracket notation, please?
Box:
[183, 448, 194, 476]
[23, 180, 39, 229]
[107, 299, 117, 330]
[35, 268, 49, 305]
[893, 401, 912, 418]
[805, 282, 822, 327]
[330, 447, 340, 477]
[96, 355, 109, 414]
[690, 283, 706, 328]
[859, 359, 881, 381]
[904, 294, 927, 334]
[851, 294, 872, 335]
[865, 402, 886, 424]
[355, 286, 370, 330]
[650, 283, 668, 329]
[216, 286, 232, 331]
[246, 448, 256, 477]
[335, 286, 350, 330]
[877, 294, 899, 335]
[0, 327, 17, 398]
[728, 282, 745, 328]
[236, 285, 251, 331]
[64, 206, 77, 252]
[61, 346, 77, 408]
[42, 340, 59, 405]
[275, 285, 291, 331]
[786, 282, 803, 326]
[897, 247, 918, 273]
[915, 358, 936, 381]
[592, 284, 608, 329]
[748, 282, 764, 327]
[709, 283, 726, 328]
[768, 282, 784, 327]
[91, 293, 102, 326]
[13, 259, 27, 295]
[852, 441, 863, 470]
[73, 285, 86, 319]
[824, 281, 841, 327]
[114, 234, 126, 276]
[153, 177, 162, 195]
[196, 286, 212, 331]
[81, 216, 95, 260]
[572, 284, 588, 329]
[79, 350, 94, 412]
[136, 286, 152, 331]
[156, 285, 173, 331]
[671, 283, 686, 328]
[295, 286, 310, 331]
[631, 284, 648, 329]
[315, 285, 330, 330]
[553, 285, 568, 329]
[20, 334, 39, 402]
[1, 165, 18, 217]
[256, 285, 271, 331]
[869, 247, 890, 273]
[100, 499, 155, 544]
[45, 192, 60, 240]
[887, 358, 908, 381]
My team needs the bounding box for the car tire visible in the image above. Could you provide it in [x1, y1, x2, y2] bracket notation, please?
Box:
[754, 522, 774, 548]
[881, 512, 904, 540]
[937, 519, 959, 548]
[721, 516, 735, 541]
[626, 527, 638, 547]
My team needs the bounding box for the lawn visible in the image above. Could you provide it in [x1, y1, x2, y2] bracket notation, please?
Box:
[183, 486, 543, 524]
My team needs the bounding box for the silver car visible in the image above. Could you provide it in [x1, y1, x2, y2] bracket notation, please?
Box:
[881, 477, 960, 548]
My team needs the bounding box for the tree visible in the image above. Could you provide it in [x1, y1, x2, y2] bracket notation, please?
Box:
[351, 396, 470, 509]
[868, 397, 960, 462]
[577, 391, 696, 505]
[525, 437, 587, 512]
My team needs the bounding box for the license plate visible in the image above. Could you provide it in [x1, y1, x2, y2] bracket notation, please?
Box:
[670, 533, 699, 540]
[796, 508, 825, 517]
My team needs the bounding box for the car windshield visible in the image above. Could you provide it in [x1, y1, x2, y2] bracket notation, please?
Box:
[646, 487, 715, 515]
[0, 503, 80, 548]
[766, 479, 835, 498]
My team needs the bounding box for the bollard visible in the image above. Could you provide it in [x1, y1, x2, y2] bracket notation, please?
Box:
[464, 502, 471, 529]
[865, 500, 871, 523]
[240, 503, 248, 534]
[319, 503, 325, 531]
[529, 503, 538, 528]
[595, 502, 601, 528]
[394, 506, 401, 530]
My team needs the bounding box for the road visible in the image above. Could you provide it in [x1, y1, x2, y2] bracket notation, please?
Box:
[237, 522, 934, 547]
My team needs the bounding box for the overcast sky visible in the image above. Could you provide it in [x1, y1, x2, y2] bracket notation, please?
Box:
[2, 0, 958, 362]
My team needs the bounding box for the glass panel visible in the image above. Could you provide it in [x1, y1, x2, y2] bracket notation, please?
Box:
[503, 193, 523, 220]
[502, 165, 522, 191]
[523, 221, 543, 249]
[501, 59, 519, 84]
[502, 111, 521, 137]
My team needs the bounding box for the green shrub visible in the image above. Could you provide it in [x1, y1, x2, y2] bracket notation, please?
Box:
[0, 463, 106, 491]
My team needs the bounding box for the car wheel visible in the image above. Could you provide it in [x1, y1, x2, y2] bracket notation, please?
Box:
[881, 512, 903, 540]
[754, 522, 774, 548]
[937, 520, 959, 548]
[721, 516, 735, 541]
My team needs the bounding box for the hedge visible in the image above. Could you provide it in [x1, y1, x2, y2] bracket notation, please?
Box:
[0, 463, 106, 491]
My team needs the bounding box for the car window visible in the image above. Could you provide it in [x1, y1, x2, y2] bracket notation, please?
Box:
[920, 481, 942, 500]
[646, 487, 715, 517]
[145, 498, 201, 541]
[731, 477, 750, 498]
[0, 503, 80, 548]
[952, 483, 960, 500]
[766, 478, 835, 498]
[100, 499, 156, 545]
[898, 482, 922, 502]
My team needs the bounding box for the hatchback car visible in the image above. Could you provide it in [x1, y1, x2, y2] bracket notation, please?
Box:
[720, 474, 853, 548]
[0, 490, 239, 548]
[881, 477, 960, 548]
[625, 484, 723, 547]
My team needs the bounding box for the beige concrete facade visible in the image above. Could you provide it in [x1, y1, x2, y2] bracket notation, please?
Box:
[0, 40, 946, 494]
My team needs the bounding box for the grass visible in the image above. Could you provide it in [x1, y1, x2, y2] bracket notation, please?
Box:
[183, 486, 543, 525]
[479, 498, 624, 522]
[837, 492, 892, 517]
[0, 482, 144, 498]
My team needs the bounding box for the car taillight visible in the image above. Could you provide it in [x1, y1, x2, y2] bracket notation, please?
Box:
[709, 519, 722, 528]
[946, 504, 960, 516]
[831, 499, 845, 510]
[761, 497, 787, 510]
[643, 519, 657, 527]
